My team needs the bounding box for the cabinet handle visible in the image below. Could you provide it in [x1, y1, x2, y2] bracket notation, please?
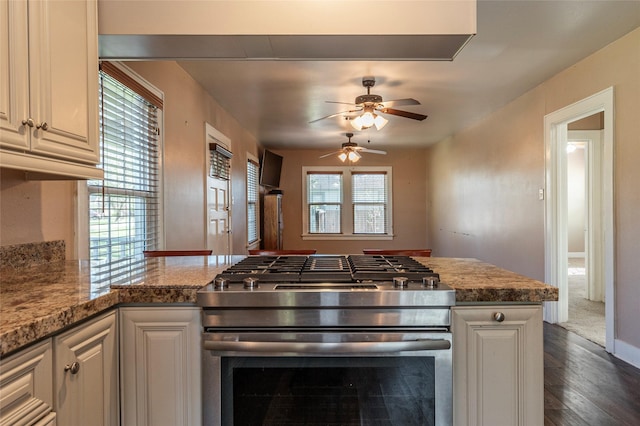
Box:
[64, 361, 80, 374]
[493, 312, 505, 322]
[36, 122, 49, 131]
[21, 118, 35, 128]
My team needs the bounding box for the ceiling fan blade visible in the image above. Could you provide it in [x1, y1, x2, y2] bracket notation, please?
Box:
[379, 98, 421, 107]
[325, 101, 358, 106]
[319, 150, 342, 159]
[309, 109, 361, 123]
[360, 148, 387, 155]
[380, 107, 428, 121]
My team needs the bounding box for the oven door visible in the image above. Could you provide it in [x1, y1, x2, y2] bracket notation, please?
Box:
[202, 331, 452, 426]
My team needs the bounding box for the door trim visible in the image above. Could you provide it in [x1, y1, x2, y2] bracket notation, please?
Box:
[543, 87, 614, 352]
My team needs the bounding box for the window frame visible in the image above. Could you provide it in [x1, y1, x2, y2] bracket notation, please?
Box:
[247, 153, 260, 246]
[301, 166, 393, 241]
[76, 62, 164, 259]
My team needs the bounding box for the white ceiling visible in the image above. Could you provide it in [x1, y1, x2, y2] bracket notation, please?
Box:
[161, 1, 640, 151]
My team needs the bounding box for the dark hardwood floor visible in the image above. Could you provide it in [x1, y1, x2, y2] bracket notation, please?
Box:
[544, 323, 640, 425]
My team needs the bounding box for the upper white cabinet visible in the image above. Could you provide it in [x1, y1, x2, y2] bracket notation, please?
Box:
[0, 0, 102, 179]
[452, 305, 544, 426]
[53, 310, 118, 426]
[0, 340, 57, 425]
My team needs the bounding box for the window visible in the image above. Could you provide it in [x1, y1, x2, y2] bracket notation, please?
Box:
[302, 166, 393, 240]
[88, 62, 163, 284]
[247, 155, 260, 245]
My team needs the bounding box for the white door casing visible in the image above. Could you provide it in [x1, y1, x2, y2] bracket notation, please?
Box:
[543, 87, 614, 353]
[204, 123, 232, 255]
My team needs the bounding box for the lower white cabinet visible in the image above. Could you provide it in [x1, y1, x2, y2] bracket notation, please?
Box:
[119, 306, 202, 426]
[0, 340, 56, 425]
[452, 305, 544, 426]
[53, 310, 118, 426]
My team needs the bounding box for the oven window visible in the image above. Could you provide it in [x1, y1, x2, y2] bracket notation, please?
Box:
[222, 357, 436, 426]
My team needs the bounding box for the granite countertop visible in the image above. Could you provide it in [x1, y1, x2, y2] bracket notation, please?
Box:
[0, 255, 557, 357]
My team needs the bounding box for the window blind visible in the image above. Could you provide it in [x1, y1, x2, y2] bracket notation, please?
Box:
[88, 69, 161, 285]
[352, 172, 388, 234]
[247, 159, 259, 243]
[307, 172, 343, 234]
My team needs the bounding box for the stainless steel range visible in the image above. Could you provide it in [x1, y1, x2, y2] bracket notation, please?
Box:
[197, 255, 455, 426]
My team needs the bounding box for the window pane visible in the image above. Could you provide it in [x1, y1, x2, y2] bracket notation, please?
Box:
[309, 204, 341, 233]
[308, 174, 342, 203]
[353, 174, 386, 202]
[353, 204, 386, 234]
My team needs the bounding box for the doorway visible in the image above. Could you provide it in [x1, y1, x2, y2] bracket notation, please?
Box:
[543, 87, 614, 353]
[205, 123, 232, 256]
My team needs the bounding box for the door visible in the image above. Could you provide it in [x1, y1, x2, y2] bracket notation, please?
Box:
[207, 175, 231, 255]
[205, 123, 232, 255]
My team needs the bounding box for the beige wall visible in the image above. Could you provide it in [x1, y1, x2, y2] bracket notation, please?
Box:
[124, 61, 260, 253]
[0, 169, 76, 258]
[273, 147, 430, 254]
[428, 28, 640, 349]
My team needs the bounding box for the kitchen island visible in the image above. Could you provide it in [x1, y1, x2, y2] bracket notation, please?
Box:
[1, 255, 556, 357]
[1, 255, 557, 426]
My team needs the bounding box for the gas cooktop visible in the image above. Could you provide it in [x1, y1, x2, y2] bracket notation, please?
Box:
[213, 254, 439, 284]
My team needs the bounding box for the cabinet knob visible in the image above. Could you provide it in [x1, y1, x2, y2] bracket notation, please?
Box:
[36, 122, 49, 131]
[493, 312, 505, 322]
[64, 361, 80, 374]
[21, 118, 35, 128]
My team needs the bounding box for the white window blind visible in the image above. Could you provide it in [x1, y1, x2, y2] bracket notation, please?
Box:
[247, 158, 259, 244]
[307, 172, 343, 234]
[352, 172, 388, 234]
[88, 65, 161, 284]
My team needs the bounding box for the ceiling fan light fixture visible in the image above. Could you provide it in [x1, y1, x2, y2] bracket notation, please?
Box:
[338, 152, 348, 162]
[360, 110, 375, 128]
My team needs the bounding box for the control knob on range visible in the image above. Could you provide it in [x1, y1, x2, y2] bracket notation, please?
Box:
[422, 276, 439, 288]
[393, 276, 409, 288]
[243, 277, 259, 289]
[214, 277, 229, 290]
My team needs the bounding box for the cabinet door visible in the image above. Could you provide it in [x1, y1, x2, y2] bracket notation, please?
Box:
[120, 307, 202, 426]
[28, 0, 99, 163]
[452, 305, 543, 426]
[53, 310, 118, 426]
[0, 0, 30, 149]
[0, 339, 55, 425]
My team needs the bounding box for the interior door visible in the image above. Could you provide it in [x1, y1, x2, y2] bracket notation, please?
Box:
[207, 175, 231, 255]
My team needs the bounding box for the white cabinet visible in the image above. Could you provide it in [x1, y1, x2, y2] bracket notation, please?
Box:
[53, 310, 118, 426]
[0, 0, 102, 179]
[452, 305, 544, 426]
[0, 340, 57, 425]
[120, 307, 202, 426]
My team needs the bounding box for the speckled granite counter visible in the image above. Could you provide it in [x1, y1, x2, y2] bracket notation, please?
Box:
[0, 256, 557, 357]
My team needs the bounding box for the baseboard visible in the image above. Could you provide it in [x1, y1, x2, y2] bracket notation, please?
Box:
[568, 252, 585, 258]
[614, 339, 640, 369]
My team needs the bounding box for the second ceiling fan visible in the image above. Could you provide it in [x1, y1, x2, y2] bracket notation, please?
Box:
[310, 76, 428, 130]
[319, 133, 386, 163]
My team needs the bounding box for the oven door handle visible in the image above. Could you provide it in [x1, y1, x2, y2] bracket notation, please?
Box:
[203, 338, 451, 354]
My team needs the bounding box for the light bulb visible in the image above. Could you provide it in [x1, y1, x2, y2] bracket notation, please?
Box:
[338, 152, 348, 162]
[374, 114, 388, 130]
[348, 151, 361, 162]
[360, 111, 375, 128]
[349, 116, 363, 131]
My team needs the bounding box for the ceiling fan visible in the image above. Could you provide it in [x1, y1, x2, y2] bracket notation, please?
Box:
[319, 133, 386, 162]
[310, 76, 428, 130]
